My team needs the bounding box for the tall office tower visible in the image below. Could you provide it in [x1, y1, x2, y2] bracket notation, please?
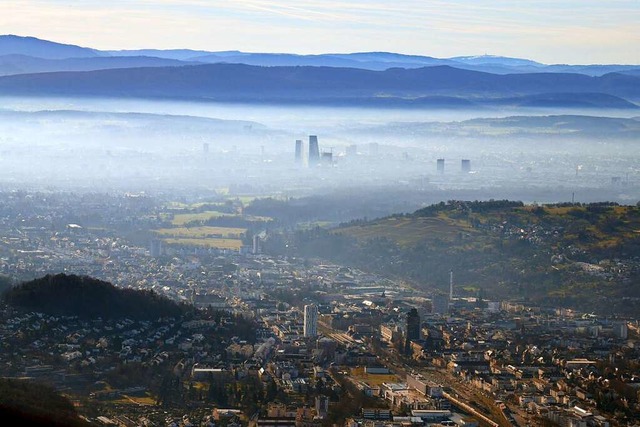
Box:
[149, 239, 163, 257]
[304, 304, 318, 337]
[449, 270, 454, 301]
[252, 235, 261, 255]
[295, 140, 303, 163]
[308, 135, 320, 166]
[405, 308, 420, 354]
[369, 142, 379, 156]
[346, 144, 357, 157]
[437, 158, 445, 174]
[461, 159, 471, 173]
[406, 308, 421, 341]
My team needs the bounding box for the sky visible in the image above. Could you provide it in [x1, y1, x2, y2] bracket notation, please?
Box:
[1, 0, 639, 64]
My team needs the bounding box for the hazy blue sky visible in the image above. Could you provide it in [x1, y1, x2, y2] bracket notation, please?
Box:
[2, 0, 638, 64]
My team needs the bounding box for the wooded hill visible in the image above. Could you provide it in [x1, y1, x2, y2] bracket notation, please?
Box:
[0, 378, 89, 427]
[266, 201, 640, 315]
[2, 273, 191, 320]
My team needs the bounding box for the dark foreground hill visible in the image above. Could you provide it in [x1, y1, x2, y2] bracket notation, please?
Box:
[0, 378, 89, 427]
[3, 273, 190, 320]
[266, 201, 640, 316]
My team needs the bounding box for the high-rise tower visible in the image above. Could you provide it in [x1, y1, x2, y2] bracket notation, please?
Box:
[304, 304, 318, 337]
[405, 308, 420, 354]
[308, 135, 320, 166]
[406, 308, 420, 341]
[295, 140, 303, 164]
[461, 159, 471, 173]
[449, 270, 454, 301]
[437, 158, 445, 174]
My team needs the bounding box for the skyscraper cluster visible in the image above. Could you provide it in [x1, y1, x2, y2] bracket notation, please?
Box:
[294, 135, 332, 167]
[436, 158, 472, 173]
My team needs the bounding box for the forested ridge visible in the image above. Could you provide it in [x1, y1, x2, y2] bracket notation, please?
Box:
[265, 201, 640, 315]
[3, 273, 191, 320]
[0, 378, 89, 427]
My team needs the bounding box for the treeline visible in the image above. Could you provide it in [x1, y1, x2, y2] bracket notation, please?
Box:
[3, 273, 192, 320]
[0, 378, 89, 427]
[244, 197, 328, 225]
[414, 199, 524, 217]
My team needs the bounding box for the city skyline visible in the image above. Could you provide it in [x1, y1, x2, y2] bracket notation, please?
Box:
[1, 0, 638, 64]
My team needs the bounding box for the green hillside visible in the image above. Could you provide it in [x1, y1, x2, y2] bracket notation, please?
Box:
[271, 201, 640, 315]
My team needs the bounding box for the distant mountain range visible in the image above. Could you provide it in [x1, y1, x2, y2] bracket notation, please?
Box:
[1, 34, 639, 76]
[0, 34, 638, 108]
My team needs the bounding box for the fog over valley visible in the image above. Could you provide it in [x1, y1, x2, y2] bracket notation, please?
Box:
[0, 95, 638, 221]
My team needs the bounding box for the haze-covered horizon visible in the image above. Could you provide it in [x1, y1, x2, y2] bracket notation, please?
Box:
[0, 24, 638, 216]
[0, 95, 638, 216]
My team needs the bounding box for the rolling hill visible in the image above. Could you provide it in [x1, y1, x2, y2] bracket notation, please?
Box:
[0, 54, 198, 76]
[3, 273, 191, 320]
[0, 378, 89, 427]
[0, 63, 637, 107]
[352, 114, 640, 142]
[269, 201, 640, 315]
[0, 35, 100, 59]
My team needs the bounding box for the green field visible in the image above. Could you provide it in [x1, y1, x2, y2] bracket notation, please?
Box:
[162, 238, 243, 250]
[340, 216, 475, 247]
[169, 210, 272, 226]
[170, 211, 229, 226]
[155, 226, 247, 238]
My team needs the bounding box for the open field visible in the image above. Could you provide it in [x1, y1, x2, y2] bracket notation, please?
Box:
[162, 238, 243, 250]
[339, 216, 475, 246]
[349, 367, 401, 386]
[170, 211, 230, 226]
[169, 210, 272, 226]
[155, 226, 247, 238]
[113, 394, 157, 406]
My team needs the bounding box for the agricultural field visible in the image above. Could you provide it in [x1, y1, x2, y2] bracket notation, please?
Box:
[155, 226, 247, 239]
[162, 238, 243, 250]
[170, 210, 229, 226]
[154, 225, 246, 250]
[339, 215, 475, 247]
[154, 197, 275, 251]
